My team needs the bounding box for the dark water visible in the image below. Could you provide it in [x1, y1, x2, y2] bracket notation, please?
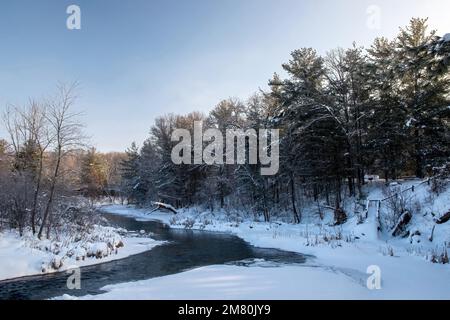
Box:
[0, 211, 308, 300]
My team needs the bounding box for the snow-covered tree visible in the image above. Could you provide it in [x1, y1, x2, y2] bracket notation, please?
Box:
[396, 18, 450, 177]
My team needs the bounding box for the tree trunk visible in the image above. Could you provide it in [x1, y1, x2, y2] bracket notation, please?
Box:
[347, 176, 354, 197]
[290, 176, 300, 224]
[31, 152, 44, 235]
[220, 191, 224, 208]
[38, 148, 62, 240]
[414, 129, 423, 178]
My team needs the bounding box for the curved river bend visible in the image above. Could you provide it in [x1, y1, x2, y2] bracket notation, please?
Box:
[0, 211, 308, 300]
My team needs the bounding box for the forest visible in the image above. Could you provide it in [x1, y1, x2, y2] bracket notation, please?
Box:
[118, 17, 449, 224]
[0, 18, 449, 240]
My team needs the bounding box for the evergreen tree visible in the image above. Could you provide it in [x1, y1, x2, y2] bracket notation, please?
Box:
[366, 37, 408, 181]
[272, 48, 329, 222]
[120, 142, 144, 203]
[396, 18, 450, 177]
[80, 148, 107, 198]
[324, 46, 372, 196]
[138, 138, 161, 204]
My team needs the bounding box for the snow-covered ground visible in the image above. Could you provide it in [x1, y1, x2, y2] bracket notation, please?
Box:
[102, 178, 450, 265]
[0, 226, 162, 281]
[62, 261, 448, 300]
[62, 179, 449, 300]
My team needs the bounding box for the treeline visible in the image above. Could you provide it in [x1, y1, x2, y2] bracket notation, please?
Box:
[120, 18, 450, 224]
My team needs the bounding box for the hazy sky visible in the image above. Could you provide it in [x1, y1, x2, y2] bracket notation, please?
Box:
[0, 0, 449, 151]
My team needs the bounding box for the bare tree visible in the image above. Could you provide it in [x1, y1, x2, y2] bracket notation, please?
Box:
[38, 83, 85, 239]
[3, 100, 54, 234]
[20, 101, 52, 234]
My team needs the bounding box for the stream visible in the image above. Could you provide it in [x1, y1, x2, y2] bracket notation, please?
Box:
[0, 210, 308, 300]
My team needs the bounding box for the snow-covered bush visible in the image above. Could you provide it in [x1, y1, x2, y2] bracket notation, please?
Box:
[427, 244, 449, 264]
[381, 245, 395, 257]
[431, 164, 450, 195]
[182, 218, 195, 229]
[382, 184, 413, 231]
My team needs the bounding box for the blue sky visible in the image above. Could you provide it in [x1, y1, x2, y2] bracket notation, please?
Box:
[0, 0, 449, 151]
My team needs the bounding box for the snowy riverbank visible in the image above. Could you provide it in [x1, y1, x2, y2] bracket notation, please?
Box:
[62, 261, 448, 300]
[66, 180, 449, 300]
[0, 225, 162, 282]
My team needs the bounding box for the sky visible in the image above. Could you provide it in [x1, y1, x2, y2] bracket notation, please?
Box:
[0, 0, 449, 152]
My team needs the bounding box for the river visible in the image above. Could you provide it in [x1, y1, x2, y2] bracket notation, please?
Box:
[0, 210, 308, 300]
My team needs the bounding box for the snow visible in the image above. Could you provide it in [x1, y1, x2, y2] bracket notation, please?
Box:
[443, 33, 450, 43]
[152, 201, 178, 213]
[101, 179, 450, 256]
[0, 227, 163, 281]
[78, 179, 449, 300]
[60, 265, 374, 300]
[4, 178, 448, 299]
[60, 257, 449, 300]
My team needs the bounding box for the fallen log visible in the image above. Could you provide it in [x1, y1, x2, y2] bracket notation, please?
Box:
[436, 211, 450, 224]
[150, 201, 178, 214]
[391, 211, 412, 237]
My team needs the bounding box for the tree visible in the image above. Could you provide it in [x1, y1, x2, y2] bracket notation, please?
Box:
[120, 142, 143, 203]
[138, 139, 160, 203]
[0, 139, 8, 171]
[150, 114, 185, 207]
[3, 102, 51, 234]
[235, 93, 276, 222]
[207, 99, 245, 208]
[272, 48, 329, 223]
[366, 37, 408, 181]
[80, 148, 108, 199]
[103, 152, 127, 199]
[396, 18, 450, 177]
[38, 84, 85, 239]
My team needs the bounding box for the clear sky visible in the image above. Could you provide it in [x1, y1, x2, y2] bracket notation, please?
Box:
[0, 0, 449, 151]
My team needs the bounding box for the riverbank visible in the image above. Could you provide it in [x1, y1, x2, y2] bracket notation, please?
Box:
[62, 260, 448, 300]
[0, 225, 162, 282]
[82, 201, 449, 300]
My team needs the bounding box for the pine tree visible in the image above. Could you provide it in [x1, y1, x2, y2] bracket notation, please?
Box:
[13, 139, 40, 177]
[366, 37, 409, 181]
[272, 48, 330, 222]
[120, 142, 144, 203]
[396, 18, 450, 177]
[0, 139, 10, 183]
[138, 138, 161, 204]
[324, 46, 372, 196]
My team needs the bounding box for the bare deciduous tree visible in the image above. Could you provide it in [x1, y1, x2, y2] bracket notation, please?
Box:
[38, 83, 86, 239]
